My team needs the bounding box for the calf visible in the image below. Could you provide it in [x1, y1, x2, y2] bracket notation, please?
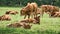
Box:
[0, 14, 11, 21]
[5, 10, 18, 15]
[7, 23, 22, 27]
[20, 16, 40, 24]
[21, 22, 32, 29]
[40, 5, 59, 17]
[50, 11, 60, 17]
[53, 12, 60, 17]
[7, 22, 32, 29]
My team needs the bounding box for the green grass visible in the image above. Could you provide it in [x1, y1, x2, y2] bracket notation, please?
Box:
[0, 7, 60, 34]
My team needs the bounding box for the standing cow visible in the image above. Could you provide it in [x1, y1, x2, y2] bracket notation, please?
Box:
[20, 2, 38, 19]
[40, 5, 59, 17]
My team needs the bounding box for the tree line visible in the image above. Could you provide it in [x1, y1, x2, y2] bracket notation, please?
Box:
[0, 0, 60, 7]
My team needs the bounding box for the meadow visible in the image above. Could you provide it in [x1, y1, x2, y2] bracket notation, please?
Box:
[0, 7, 60, 34]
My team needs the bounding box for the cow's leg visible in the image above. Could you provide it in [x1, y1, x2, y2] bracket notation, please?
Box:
[49, 11, 53, 17]
[34, 11, 37, 17]
[35, 8, 38, 17]
[34, 13, 35, 18]
[49, 13, 51, 17]
[30, 9, 33, 18]
[40, 9, 44, 17]
[33, 12, 35, 18]
[41, 11, 44, 17]
[35, 10, 37, 17]
[49, 14, 51, 17]
[31, 15, 33, 18]
[28, 15, 30, 19]
[35, 13, 37, 17]
[33, 12, 36, 18]
[24, 15, 26, 19]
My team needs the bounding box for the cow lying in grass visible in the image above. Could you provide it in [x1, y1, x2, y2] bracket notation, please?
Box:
[20, 16, 40, 24]
[5, 10, 18, 15]
[7, 23, 22, 27]
[51, 11, 60, 17]
[20, 2, 38, 19]
[0, 14, 11, 21]
[7, 22, 32, 29]
[21, 22, 32, 29]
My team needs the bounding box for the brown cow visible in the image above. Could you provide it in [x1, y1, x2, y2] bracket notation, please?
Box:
[7, 22, 32, 29]
[31, 2, 38, 17]
[6, 10, 18, 15]
[21, 22, 32, 29]
[0, 14, 11, 21]
[20, 16, 40, 24]
[20, 7, 32, 19]
[20, 18, 35, 23]
[20, 2, 38, 19]
[40, 5, 59, 17]
[7, 23, 22, 27]
[20, 18, 35, 24]
[40, 5, 49, 16]
[51, 11, 60, 17]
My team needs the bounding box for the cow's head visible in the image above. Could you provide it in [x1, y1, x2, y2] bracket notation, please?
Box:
[20, 8, 26, 16]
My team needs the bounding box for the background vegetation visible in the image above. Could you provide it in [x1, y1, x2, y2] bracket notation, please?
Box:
[0, 0, 60, 7]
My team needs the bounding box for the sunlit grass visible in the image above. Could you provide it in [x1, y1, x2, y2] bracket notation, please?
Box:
[0, 7, 60, 34]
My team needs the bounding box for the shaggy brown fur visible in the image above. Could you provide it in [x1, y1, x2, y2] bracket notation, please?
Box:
[34, 16, 40, 24]
[20, 7, 32, 19]
[20, 18, 35, 23]
[36, 8, 42, 16]
[40, 5, 49, 16]
[20, 2, 38, 19]
[5, 10, 18, 15]
[31, 2, 38, 17]
[20, 16, 40, 24]
[36, 8, 41, 14]
[7, 23, 22, 27]
[0, 14, 11, 21]
[40, 5, 59, 17]
[51, 11, 60, 17]
[21, 22, 32, 29]
[7, 22, 32, 29]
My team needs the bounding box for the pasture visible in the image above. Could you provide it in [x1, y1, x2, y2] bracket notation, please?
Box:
[0, 7, 60, 34]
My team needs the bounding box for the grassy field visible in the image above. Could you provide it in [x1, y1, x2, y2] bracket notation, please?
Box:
[0, 7, 60, 34]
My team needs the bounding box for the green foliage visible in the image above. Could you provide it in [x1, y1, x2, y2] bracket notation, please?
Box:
[0, 0, 60, 7]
